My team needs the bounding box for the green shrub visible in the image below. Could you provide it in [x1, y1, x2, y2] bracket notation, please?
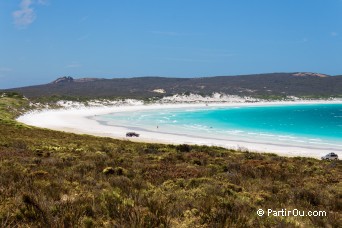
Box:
[102, 166, 127, 176]
[176, 144, 192, 152]
[82, 216, 95, 228]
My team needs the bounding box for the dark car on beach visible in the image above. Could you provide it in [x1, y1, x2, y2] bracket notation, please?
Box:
[126, 132, 140, 137]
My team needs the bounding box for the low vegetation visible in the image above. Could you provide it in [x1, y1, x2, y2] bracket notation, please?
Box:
[0, 92, 31, 124]
[0, 95, 341, 227]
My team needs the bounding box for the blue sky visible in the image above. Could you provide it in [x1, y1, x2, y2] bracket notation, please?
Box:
[1, 0, 341, 88]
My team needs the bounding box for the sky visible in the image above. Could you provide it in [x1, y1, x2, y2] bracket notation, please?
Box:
[0, 0, 341, 89]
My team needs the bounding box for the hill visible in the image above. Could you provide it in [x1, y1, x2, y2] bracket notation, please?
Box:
[3, 72, 342, 99]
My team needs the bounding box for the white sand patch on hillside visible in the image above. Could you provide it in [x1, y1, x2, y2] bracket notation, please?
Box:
[152, 89, 166, 93]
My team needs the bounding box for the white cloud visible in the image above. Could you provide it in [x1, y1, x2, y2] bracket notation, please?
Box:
[37, 0, 48, 5]
[12, 0, 48, 28]
[12, 0, 36, 27]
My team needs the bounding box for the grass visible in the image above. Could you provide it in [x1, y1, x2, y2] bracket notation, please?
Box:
[0, 95, 341, 227]
[0, 92, 32, 126]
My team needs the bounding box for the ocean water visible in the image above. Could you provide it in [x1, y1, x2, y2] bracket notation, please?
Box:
[96, 104, 342, 150]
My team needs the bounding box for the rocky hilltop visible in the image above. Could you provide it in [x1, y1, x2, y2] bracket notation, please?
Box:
[51, 76, 74, 84]
[51, 76, 101, 84]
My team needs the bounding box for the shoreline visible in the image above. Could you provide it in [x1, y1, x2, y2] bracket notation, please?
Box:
[17, 100, 342, 159]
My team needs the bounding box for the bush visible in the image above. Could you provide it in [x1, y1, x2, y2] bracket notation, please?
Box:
[176, 144, 192, 153]
[82, 216, 95, 228]
[103, 167, 115, 175]
[102, 166, 127, 176]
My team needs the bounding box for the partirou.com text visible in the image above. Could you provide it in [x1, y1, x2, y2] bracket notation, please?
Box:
[257, 208, 327, 217]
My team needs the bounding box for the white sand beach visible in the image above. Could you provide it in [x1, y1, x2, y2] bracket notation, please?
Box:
[17, 100, 342, 159]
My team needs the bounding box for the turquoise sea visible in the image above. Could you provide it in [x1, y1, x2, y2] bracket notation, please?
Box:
[96, 103, 342, 151]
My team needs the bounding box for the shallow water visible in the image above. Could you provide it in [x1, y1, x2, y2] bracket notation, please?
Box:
[96, 104, 342, 151]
